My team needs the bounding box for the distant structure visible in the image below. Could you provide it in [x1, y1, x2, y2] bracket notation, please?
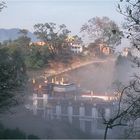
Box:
[29, 41, 47, 46]
[66, 35, 83, 54]
[26, 91, 116, 136]
[121, 47, 131, 57]
[29, 36, 84, 54]
[25, 76, 123, 137]
[87, 41, 114, 57]
[70, 43, 83, 54]
[99, 43, 114, 55]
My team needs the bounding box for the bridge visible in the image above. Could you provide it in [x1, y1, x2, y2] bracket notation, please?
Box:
[25, 93, 115, 134]
[33, 57, 115, 81]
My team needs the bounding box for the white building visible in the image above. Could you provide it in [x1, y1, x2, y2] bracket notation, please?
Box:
[70, 43, 83, 54]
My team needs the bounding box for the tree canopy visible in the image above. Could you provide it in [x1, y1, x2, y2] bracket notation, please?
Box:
[0, 1, 6, 12]
[0, 45, 27, 108]
[81, 16, 123, 48]
[118, 0, 140, 51]
[34, 23, 71, 56]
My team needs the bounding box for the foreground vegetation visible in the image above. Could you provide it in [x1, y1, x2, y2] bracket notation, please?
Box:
[0, 123, 39, 139]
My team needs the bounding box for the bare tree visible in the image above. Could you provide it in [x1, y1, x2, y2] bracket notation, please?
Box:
[0, 1, 6, 12]
[80, 16, 123, 49]
[103, 0, 140, 139]
[103, 79, 140, 139]
[117, 0, 140, 51]
[34, 23, 71, 57]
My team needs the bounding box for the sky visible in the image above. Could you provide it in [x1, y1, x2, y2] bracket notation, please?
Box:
[0, 0, 125, 36]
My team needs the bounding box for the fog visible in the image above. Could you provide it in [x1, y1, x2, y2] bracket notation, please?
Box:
[0, 56, 138, 139]
[62, 58, 116, 94]
[114, 57, 140, 85]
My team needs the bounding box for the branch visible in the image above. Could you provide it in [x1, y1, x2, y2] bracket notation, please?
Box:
[132, 79, 140, 92]
[117, 85, 131, 116]
[0, 1, 6, 12]
[110, 123, 127, 128]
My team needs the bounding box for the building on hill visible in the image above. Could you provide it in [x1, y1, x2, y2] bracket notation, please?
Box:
[70, 43, 83, 54]
[99, 43, 114, 55]
[121, 47, 130, 57]
[65, 35, 83, 54]
[29, 41, 47, 46]
[87, 41, 114, 57]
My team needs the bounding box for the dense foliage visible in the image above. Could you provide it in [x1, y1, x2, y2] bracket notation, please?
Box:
[25, 45, 50, 69]
[0, 45, 26, 106]
[34, 23, 71, 57]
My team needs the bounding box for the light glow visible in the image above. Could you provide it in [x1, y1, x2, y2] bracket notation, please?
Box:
[81, 95, 111, 101]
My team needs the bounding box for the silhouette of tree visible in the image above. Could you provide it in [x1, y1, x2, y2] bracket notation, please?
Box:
[103, 0, 140, 139]
[0, 1, 6, 12]
[80, 16, 123, 49]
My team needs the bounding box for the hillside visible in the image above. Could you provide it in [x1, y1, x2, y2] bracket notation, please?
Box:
[0, 28, 37, 42]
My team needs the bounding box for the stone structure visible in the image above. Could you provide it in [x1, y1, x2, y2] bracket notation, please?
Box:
[26, 93, 115, 135]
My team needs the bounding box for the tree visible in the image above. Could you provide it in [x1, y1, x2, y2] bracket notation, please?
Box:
[66, 35, 83, 44]
[18, 29, 28, 37]
[0, 46, 27, 110]
[87, 39, 102, 56]
[34, 23, 70, 57]
[25, 45, 45, 69]
[0, 1, 6, 12]
[0, 1, 27, 111]
[103, 0, 140, 139]
[14, 29, 31, 52]
[0, 123, 39, 139]
[117, 0, 140, 51]
[103, 81, 139, 139]
[80, 17, 123, 49]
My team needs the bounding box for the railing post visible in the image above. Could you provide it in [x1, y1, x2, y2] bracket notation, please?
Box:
[56, 102, 61, 120]
[105, 108, 110, 120]
[43, 94, 48, 118]
[33, 93, 38, 115]
[91, 105, 98, 133]
[68, 102, 73, 123]
[79, 103, 85, 132]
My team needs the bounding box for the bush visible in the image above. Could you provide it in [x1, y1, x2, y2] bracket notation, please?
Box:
[0, 124, 39, 139]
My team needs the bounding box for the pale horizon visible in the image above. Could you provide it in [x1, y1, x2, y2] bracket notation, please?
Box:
[0, 0, 124, 36]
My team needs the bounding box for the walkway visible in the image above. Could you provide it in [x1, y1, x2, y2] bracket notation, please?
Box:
[41, 57, 115, 79]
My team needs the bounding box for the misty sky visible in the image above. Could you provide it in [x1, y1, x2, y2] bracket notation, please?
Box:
[0, 0, 124, 35]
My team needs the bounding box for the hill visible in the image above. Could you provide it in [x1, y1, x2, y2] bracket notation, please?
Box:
[0, 28, 37, 42]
